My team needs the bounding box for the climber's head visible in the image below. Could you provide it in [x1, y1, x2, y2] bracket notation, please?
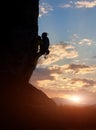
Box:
[42, 32, 48, 38]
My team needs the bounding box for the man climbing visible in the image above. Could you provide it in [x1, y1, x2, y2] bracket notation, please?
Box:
[40, 32, 50, 58]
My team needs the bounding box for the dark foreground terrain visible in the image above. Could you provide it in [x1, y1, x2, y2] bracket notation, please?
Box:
[1, 101, 96, 130]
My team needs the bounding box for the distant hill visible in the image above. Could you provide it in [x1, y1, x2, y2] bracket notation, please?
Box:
[52, 97, 71, 105]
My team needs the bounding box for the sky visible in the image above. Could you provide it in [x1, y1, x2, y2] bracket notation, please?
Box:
[30, 0, 96, 105]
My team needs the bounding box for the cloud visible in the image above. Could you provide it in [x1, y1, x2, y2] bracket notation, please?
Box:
[31, 67, 54, 81]
[64, 64, 96, 74]
[71, 78, 96, 88]
[30, 69, 96, 97]
[59, 1, 73, 8]
[39, 2, 53, 17]
[71, 34, 79, 39]
[60, 4, 71, 8]
[45, 64, 96, 75]
[60, 0, 96, 9]
[78, 38, 93, 45]
[38, 43, 78, 66]
[75, 0, 96, 8]
[30, 63, 96, 86]
[30, 63, 96, 98]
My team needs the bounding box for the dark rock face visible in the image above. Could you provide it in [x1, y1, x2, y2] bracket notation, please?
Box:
[0, 0, 39, 86]
[0, 1, 56, 129]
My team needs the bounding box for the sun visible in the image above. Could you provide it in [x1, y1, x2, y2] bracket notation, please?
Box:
[70, 95, 81, 103]
[62, 94, 83, 104]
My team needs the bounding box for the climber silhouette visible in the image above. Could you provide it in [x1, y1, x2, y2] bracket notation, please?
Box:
[40, 32, 50, 58]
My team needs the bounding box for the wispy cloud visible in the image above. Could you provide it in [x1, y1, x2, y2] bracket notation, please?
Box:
[47, 64, 96, 76]
[65, 64, 96, 74]
[39, 2, 53, 17]
[59, 1, 73, 8]
[60, 4, 71, 8]
[71, 78, 96, 88]
[75, 0, 96, 8]
[60, 0, 96, 9]
[78, 38, 93, 45]
[71, 34, 79, 39]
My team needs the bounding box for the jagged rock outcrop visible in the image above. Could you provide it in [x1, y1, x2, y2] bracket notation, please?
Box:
[0, 1, 56, 129]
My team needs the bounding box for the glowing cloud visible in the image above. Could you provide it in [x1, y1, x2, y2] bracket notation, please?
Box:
[30, 63, 96, 98]
[60, 0, 96, 9]
[71, 78, 96, 88]
[75, 0, 96, 8]
[66, 64, 96, 74]
[39, 2, 53, 17]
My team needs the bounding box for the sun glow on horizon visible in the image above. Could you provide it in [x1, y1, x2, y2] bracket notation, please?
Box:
[69, 95, 82, 103]
[62, 94, 83, 104]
